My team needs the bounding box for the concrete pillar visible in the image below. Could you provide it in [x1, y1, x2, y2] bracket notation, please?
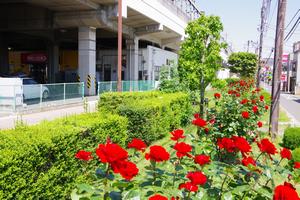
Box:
[126, 39, 134, 81]
[133, 37, 139, 81]
[0, 33, 9, 75]
[78, 27, 96, 96]
[47, 43, 59, 83]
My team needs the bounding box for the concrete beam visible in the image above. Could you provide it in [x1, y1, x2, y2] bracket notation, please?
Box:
[54, 5, 134, 37]
[161, 36, 183, 46]
[75, 0, 99, 10]
[135, 24, 163, 37]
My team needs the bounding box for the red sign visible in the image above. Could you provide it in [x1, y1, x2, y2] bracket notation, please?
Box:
[21, 53, 48, 64]
[282, 54, 289, 64]
[281, 74, 287, 81]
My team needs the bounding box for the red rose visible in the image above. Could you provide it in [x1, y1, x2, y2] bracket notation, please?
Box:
[260, 95, 264, 101]
[145, 145, 170, 162]
[179, 182, 198, 192]
[194, 113, 200, 118]
[112, 160, 139, 181]
[265, 105, 269, 110]
[192, 118, 207, 127]
[96, 142, 128, 164]
[241, 99, 248, 104]
[242, 156, 256, 167]
[273, 182, 300, 200]
[217, 138, 236, 153]
[186, 171, 207, 185]
[280, 148, 292, 160]
[294, 162, 300, 169]
[214, 93, 221, 99]
[232, 136, 251, 155]
[75, 150, 93, 161]
[257, 121, 263, 128]
[242, 111, 250, 119]
[209, 118, 216, 124]
[236, 93, 241, 97]
[257, 138, 277, 156]
[127, 138, 147, 152]
[170, 129, 185, 141]
[239, 80, 246, 86]
[252, 106, 258, 113]
[252, 99, 257, 104]
[256, 88, 261, 92]
[173, 142, 192, 158]
[149, 194, 168, 200]
[194, 154, 210, 166]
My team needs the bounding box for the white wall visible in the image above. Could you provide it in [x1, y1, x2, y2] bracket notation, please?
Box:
[97, 46, 178, 82]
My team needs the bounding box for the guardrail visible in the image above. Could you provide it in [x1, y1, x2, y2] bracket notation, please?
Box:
[0, 82, 84, 112]
[98, 81, 156, 94]
[158, 0, 201, 22]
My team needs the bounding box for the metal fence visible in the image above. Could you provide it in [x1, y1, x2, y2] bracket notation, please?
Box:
[98, 81, 156, 94]
[0, 83, 84, 112]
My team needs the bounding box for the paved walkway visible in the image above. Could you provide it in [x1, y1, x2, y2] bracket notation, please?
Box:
[0, 99, 97, 130]
[261, 82, 300, 126]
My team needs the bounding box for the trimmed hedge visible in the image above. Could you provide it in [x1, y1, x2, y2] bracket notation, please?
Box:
[0, 113, 128, 199]
[99, 91, 192, 143]
[292, 148, 300, 162]
[282, 127, 300, 150]
[98, 91, 160, 112]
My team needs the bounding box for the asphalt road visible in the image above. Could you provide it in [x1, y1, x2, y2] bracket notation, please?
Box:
[262, 82, 300, 124]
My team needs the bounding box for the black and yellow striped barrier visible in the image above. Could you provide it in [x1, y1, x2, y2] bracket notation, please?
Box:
[87, 75, 91, 89]
[77, 75, 80, 82]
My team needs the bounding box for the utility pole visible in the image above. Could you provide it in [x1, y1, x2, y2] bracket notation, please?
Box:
[117, 0, 123, 92]
[256, 0, 267, 88]
[269, 0, 287, 138]
[247, 40, 250, 52]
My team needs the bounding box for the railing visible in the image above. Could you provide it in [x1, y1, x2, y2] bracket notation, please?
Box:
[98, 81, 156, 94]
[0, 82, 84, 112]
[157, 0, 201, 22]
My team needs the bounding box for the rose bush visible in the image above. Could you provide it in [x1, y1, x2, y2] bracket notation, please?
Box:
[72, 79, 300, 200]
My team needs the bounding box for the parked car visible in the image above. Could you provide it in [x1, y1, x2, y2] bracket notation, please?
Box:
[22, 78, 50, 100]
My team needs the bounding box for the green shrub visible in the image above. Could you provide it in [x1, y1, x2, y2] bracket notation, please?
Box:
[99, 91, 192, 144]
[211, 79, 227, 90]
[98, 91, 160, 112]
[292, 148, 300, 162]
[282, 127, 300, 150]
[0, 113, 128, 200]
[224, 77, 240, 85]
[117, 92, 192, 143]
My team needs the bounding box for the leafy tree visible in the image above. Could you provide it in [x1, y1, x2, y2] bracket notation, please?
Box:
[228, 52, 257, 78]
[179, 14, 226, 117]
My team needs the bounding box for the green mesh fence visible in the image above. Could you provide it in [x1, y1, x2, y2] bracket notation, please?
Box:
[98, 81, 155, 94]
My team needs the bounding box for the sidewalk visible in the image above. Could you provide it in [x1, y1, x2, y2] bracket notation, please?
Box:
[0, 98, 98, 130]
[261, 82, 300, 126]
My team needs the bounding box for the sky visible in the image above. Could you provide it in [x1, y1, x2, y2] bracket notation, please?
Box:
[196, 0, 300, 57]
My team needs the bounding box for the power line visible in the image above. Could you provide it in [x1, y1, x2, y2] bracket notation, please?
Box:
[284, 16, 300, 41]
[285, 9, 300, 29]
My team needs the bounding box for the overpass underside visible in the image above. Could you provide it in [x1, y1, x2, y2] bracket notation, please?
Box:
[0, 0, 200, 95]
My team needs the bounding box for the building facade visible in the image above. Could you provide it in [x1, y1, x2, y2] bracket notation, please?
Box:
[0, 0, 200, 95]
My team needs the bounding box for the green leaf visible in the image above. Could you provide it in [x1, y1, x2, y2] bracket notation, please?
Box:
[123, 190, 141, 200]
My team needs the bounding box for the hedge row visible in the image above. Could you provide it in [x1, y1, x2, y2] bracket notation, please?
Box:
[0, 113, 128, 199]
[99, 91, 192, 143]
[282, 127, 300, 150]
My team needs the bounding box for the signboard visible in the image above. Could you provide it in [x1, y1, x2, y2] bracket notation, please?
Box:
[21, 53, 48, 64]
[281, 74, 287, 81]
[282, 54, 289, 64]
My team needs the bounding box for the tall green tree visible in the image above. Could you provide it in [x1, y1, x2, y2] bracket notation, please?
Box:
[179, 14, 225, 117]
[228, 52, 258, 78]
